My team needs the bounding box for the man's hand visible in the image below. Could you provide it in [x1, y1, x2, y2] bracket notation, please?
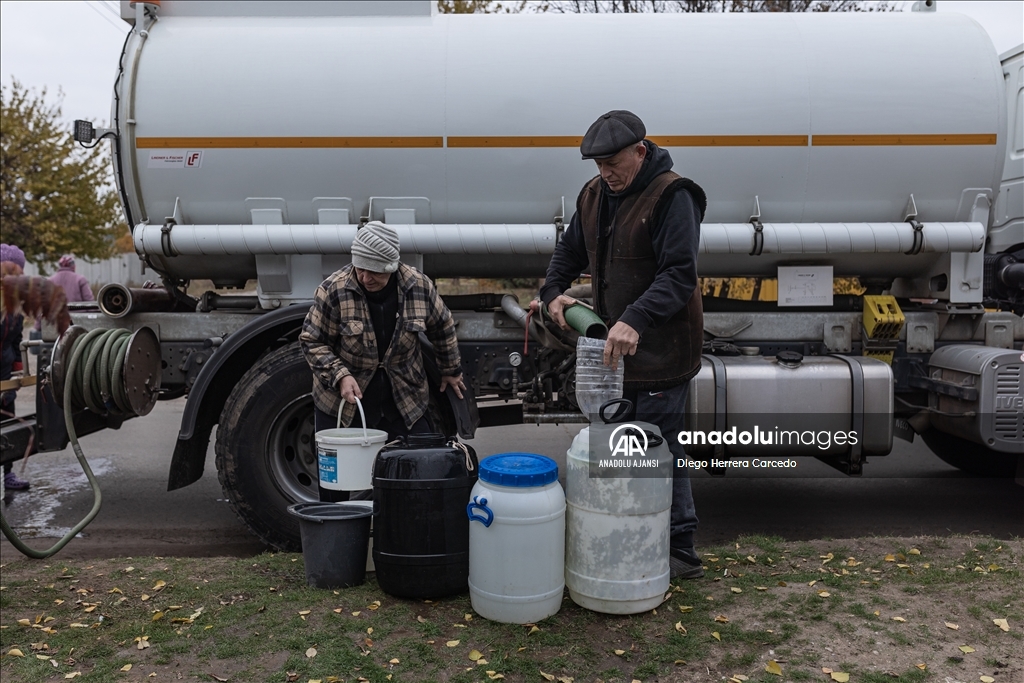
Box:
[532, 294, 577, 330]
[440, 374, 466, 399]
[339, 375, 362, 404]
[604, 321, 639, 370]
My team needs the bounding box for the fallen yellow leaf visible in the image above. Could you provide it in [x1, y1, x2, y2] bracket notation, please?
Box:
[65, 673, 82, 679]
[469, 650, 483, 661]
[390, 658, 400, 664]
[892, 616, 906, 623]
[711, 631, 721, 641]
[305, 647, 317, 658]
[367, 627, 373, 635]
[830, 673, 849, 683]
[908, 548, 921, 555]
[765, 660, 782, 676]
[980, 677, 995, 683]
[730, 587, 742, 594]
[140, 595, 150, 602]
[817, 591, 831, 598]
[298, 610, 311, 616]
[121, 664, 133, 672]
[884, 554, 895, 562]
[945, 621, 959, 630]
[352, 611, 361, 617]
[959, 645, 975, 653]
[488, 674, 504, 681]
[822, 669, 833, 674]
[714, 615, 729, 623]
[7, 648, 25, 657]
[755, 586, 768, 591]
[614, 649, 625, 655]
[465, 613, 473, 621]
[556, 677, 573, 683]
[540, 672, 555, 682]
[674, 621, 687, 634]
[808, 580, 817, 587]
[416, 615, 426, 623]
[993, 618, 1009, 632]
[108, 588, 123, 594]
[152, 580, 166, 590]
[674, 659, 686, 665]
[916, 663, 927, 670]
[528, 626, 540, 635]
[678, 605, 693, 613]
[446, 640, 460, 647]
[777, 581, 787, 587]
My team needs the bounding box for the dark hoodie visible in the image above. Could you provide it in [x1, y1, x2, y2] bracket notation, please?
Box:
[540, 140, 705, 337]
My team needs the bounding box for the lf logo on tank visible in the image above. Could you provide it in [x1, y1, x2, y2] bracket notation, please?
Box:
[147, 150, 204, 169]
[608, 424, 648, 458]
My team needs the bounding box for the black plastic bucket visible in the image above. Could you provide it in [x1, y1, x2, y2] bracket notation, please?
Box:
[287, 502, 372, 589]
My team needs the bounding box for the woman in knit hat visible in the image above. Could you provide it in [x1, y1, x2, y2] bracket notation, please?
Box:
[299, 222, 465, 499]
[49, 255, 94, 303]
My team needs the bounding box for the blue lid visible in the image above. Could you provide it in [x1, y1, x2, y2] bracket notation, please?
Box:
[479, 453, 559, 488]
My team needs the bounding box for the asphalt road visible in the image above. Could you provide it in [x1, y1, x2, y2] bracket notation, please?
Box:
[2, 398, 1022, 561]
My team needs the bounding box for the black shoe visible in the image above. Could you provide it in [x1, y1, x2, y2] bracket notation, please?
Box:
[670, 546, 705, 579]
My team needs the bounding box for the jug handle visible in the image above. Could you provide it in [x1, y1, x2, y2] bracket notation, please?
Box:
[599, 398, 633, 424]
[466, 496, 494, 527]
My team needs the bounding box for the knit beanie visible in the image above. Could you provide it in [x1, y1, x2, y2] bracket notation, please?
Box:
[59, 255, 76, 270]
[351, 221, 400, 273]
[0, 244, 26, 269]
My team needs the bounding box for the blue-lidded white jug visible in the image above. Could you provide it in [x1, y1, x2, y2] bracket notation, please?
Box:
[467, 453, 565, 624]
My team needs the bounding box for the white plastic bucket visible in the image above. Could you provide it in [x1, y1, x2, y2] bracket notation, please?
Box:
[468, 453, 565, 624]
[565, 423, 673, 614]
[315, 396, 388, 492]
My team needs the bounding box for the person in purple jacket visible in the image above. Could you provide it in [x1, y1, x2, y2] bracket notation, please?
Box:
[49, 255, 94, 303]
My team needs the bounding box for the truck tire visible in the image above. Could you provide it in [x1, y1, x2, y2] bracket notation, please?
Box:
[215, 342, 318, 551]
[920, 430, 1020, 478]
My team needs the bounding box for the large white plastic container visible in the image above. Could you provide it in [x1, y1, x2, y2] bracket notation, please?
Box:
[467, 453, 565, 624]
[565, 422, 673, 614]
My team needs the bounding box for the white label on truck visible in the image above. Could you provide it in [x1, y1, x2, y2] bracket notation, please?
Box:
[778, 266, 833, 307]
[147, 150, 203, 169]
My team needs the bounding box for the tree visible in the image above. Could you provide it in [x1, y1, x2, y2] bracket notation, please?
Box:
[1, 79, 125, 267]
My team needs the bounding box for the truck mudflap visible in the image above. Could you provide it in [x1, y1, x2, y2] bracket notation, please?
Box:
[169, 304, 310, 490]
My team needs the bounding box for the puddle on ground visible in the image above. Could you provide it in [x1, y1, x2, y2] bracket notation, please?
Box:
[3, 456, 112, 538]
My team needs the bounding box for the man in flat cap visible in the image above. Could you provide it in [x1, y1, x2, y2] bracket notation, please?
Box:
[537, 110, 708, 579]
[301, 221, 465, 494]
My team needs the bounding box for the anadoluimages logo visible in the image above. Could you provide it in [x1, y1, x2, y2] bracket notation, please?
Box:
[608, 424, 648, 458]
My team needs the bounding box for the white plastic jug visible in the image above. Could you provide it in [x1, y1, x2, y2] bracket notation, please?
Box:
[315, 396, 388, 492]
[565, 418, 673, 614]
[467, 453, 565, 624]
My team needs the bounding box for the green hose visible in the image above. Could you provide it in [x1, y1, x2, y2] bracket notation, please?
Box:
[563, 303, 608, 339]
[0, 328, 133, 559]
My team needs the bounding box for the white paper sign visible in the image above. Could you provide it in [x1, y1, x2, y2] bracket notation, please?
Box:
[147, 150, 203, 169]
[778, 266, 833, 307]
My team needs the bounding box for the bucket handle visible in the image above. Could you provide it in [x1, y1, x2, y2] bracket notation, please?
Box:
[466, 496, 493, 527]
[337, 394, 372, 446]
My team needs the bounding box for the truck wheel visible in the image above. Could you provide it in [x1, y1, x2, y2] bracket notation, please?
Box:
[215, 342, 318, 551]
[920, 430, 1020, 478]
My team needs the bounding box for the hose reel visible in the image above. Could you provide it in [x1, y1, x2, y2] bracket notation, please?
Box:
[0, 326, 161, 558]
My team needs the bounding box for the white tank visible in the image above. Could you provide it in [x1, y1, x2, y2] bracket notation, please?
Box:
[112, 2, 1006, 283]
[565, 423, 673, 614]
[467, 453, 565, 624]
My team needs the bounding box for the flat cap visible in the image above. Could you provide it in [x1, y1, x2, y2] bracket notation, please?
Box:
[580, 110, 646, 159]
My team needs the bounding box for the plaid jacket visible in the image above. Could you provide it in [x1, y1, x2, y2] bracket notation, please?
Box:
[300, 263, 461, 428]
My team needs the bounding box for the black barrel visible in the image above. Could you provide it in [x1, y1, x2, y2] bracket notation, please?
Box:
[372, 433, 478, 599]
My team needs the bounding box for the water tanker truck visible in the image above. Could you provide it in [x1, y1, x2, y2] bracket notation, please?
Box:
[2, 0, 1021, 551]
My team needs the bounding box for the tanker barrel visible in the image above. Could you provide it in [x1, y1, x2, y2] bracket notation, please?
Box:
[98, 284, 181, 318]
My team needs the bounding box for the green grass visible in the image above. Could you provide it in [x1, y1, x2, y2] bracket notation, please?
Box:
[1, 536, 1020, 682]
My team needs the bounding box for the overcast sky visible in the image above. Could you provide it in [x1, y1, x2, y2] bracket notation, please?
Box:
[1, 0, 1022, 127]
